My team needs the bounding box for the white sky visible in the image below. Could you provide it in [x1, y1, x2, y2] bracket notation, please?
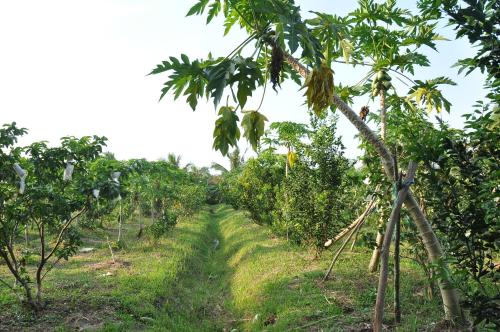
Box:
[0, 1, 487, 169]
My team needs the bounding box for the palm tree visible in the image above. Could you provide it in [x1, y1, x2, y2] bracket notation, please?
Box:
[167, 153, 181, 168]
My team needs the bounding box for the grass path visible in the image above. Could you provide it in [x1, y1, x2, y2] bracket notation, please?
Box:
[0, 205, 444, 331]
[154, 206, 238, 331]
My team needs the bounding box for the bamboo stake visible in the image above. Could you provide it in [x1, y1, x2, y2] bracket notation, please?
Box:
[323, 199, 375, 280]
[373, 161, 417, 332]
[324, 197, 377, 248]
[106, 236, 116, 264]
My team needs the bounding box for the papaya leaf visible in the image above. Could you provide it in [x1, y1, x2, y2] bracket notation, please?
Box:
[406, 76, 456, 113]
[206, 56, 262, 109]
[206, 59, 233, 108]
[212, 106, 240, 156]
[149, 55, 209, 110]
[241, 111, 268, 151]
[207, 0, 221, 24]
[186, 0, 209, 17]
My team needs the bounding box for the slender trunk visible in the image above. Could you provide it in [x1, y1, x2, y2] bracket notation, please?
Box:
[137, 206, 144, 239]
[35, 272, 42, 307]
[107, 236, 116, 264]
[24, 224, 29, 247]
[394, 150, 401, 325]
[285, 155, 289, 178]
[404, 193, 463, 322]
[369, 90, 387, 271]
[35, 223, 45, 309]
[394, 208, 401, 324]
[281, 48, 465, 325]
[117, 200, 123, 243]
[373, 161, 416, 332]
[379, 90, 387, 141]
[1, 248, 40, 310]
[285, 147, 290, 241]
[350, 224, 361, 251]
[369, 230, 384, 272]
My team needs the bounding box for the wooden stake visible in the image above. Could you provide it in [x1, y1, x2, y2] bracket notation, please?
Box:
[106, 236, 116, 264]
[323, 199, 375, 280]
[373, 161, 417, 332]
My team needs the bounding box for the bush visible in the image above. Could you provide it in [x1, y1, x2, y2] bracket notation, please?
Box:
[275, 121, 353, 252]
[237, 150, 285, 225]
[149, 209, 178, 239]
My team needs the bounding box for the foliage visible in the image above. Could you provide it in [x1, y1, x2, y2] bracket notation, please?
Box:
[152, 0, 499, 327]
[241, 111, 268, 151]
[233, 150, 285, 225]
[213, 106, 240, 156]
[419, 0, 499, 81]
[275, 118, 354, 251]
[430, 108, 499, 328]
[149, 209, 178, 239]
[0, 123, 116, 309]
[379, 102, 499, 328]
[0, 124, 208, 311]
[406, 76, 456, 113]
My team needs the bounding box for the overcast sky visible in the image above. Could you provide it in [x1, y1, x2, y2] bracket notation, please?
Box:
[0, 1, 487, 169]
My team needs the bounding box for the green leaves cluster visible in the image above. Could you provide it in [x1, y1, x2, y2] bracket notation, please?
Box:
[149, 54, 208, 110]
[213, 106, 240, 156]
[0, 124, 117, 309]
[241, 110, 268, 151]
[407, 76, 456, 113]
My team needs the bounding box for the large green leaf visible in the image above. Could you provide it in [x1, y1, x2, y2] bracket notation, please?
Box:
[213, 106, 240, 156]
[148, 55, 210, 110]
[186, 0, 209, 17]
[241, 111, 268, 151]
[206, 56, 262, 109]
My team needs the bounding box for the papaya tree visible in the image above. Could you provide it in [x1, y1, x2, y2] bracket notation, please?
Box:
[150, 0, 466, 326]
[263, 121, 309, 177]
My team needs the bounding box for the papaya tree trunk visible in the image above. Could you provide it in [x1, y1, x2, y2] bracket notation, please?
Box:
[281, 48, 465, 325]
[369, 89, 387, 272]
[379, 90, 387, 141]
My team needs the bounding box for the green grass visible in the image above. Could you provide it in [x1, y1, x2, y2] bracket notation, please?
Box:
[1, 205, 446, 331]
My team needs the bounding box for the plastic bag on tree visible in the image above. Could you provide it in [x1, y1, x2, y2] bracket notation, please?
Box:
[92, 189, 100, 199]
[430, 161, 441, 170]
[13, 163, 27, 194]
[63, 160, 75, 181]
[111, 171, 121, 184]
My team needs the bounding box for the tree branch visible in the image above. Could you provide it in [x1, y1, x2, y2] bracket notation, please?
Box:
[44, 207, 87, 263]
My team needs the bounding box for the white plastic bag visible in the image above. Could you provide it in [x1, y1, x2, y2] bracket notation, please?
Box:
[63, 160, 75, 181]
[430, 161, 441, 170]
[92, 189, 100, 199]
[111, 171, 121, 184]
[13, 163, 27, 194]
